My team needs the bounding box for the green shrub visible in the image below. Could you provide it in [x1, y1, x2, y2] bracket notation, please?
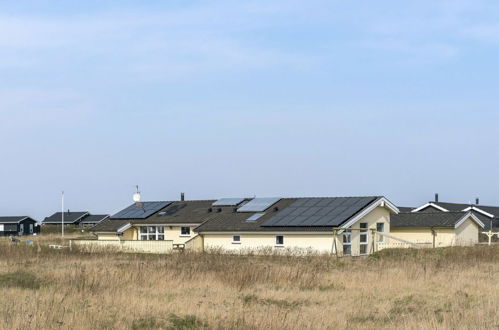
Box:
[0, 271, 42, 290]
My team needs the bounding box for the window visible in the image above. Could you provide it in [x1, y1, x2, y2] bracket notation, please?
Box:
[180, 227, 191, 236]
[360, 223, 368, 255]
[232, 235, 241, 244]
[343, 230, 351, 255]
[29, 224, 34, 234]
[139, 226, 164, 240]
[275, 235, 284, 246]
[376, 223, 385, 243]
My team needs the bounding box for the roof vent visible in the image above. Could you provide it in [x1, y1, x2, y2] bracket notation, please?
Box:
[181, 192, 185, 201]
[434, 193, 439, 203]
[273, 207, 279, 212]
[476, 198, 480, 205]
[217, 208, 222, 213]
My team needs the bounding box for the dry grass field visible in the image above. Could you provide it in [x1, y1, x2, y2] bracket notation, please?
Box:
[0, 234, 498, 330]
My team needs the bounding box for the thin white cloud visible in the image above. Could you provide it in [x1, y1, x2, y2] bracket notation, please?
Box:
[0, 7, 320, 81]
[0, 88, 94, 128]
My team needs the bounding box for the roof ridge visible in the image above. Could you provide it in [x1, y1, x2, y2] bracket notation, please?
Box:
[279, 196, 382, 199]
[435, 201, 499, 208]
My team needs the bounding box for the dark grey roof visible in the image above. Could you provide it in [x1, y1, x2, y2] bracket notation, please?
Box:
[0, 216, 35, 224]
[261, 197, 379, 227]
[196, 197, 386, 232]
[397, 207, 414, 213]
[91, 219, 132, 233]
[212, 198, 247, 206]
[111, 201, 172, 219]
[79, 214, 109, 224]
[237, 197, 281, 212]
[43, 212, 88, 224]
[195, 198, 338, 232]
[420, 201, 499, 215]
[391, 212, 478, 228]
[93, 197, 393, 234]
[430, 202, 470, 212]
[92, 200, 216, 232]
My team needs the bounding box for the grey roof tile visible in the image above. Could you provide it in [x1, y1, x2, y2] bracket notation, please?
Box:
[43, 212, 88, 224]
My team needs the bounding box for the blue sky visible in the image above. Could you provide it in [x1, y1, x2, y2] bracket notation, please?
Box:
[2, 0, 499, 219]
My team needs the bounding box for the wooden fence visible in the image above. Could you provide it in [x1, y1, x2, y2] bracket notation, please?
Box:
[71, 239, 174, 254]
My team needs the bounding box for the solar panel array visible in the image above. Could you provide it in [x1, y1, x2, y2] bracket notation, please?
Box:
[261, 197, 377, 227]
[237, 197, 281, 212]
[245, 213, 265, 222]
[212, 198, 247, 206]
[111, 201, 172, 219]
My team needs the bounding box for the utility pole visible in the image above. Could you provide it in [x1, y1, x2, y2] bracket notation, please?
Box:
[62, 191, 64, 238]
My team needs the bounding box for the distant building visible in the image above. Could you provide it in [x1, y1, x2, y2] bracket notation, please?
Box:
[0, 217, 39, 236]
[43, 211, 109, 227]
[391, 211, 484, 247]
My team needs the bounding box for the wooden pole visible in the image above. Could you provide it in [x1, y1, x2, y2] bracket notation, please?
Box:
[332, 229, 338, 257]
[370, 229, 376, 254]
[431, 228, 436, 248]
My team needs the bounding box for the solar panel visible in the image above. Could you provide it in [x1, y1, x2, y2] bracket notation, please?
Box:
[111, 201, 172, 219]
[212, 198, 246, 206]
[237, 197, 281, 212]
[261, 197, 377, 227]
[246, 213, 265, 222]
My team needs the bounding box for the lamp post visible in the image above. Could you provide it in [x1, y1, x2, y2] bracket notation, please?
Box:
[61, 191, 64, 238]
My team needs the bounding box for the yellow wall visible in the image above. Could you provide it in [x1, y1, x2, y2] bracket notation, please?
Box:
[389, 228, 455, 247]
[97, 234, 120, 241]
[455, 218, 479, 245]
[164, 226, 197, 244]
[390, 217, 480, 247]
[98, 225, 198, 244]
[203, 233, 335, 254]
[185, 235, 204, 252]
[122, 227, 136, 240]
[202, 207, 391, 256]
[348, 206, 391, 256]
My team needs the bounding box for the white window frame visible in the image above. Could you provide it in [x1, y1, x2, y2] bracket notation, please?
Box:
[359, 223, 368, 255]
[275, 235, 284, 247]
[343, 230, 352, 255]
[19, 224, 24, 235]
[180, 226, 191, 237]
[139, 226, 165, 241]
[232, 235, 241, 244]
[29, 224, 34, 234]
[0, 224, 4, 231]
[376, 222, 384, 243]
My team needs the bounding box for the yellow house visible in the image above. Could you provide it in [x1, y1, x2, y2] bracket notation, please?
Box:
[91, 200, 215, 246]
[194, 196, 399, 256]
[81, 194, 497, 255]
[390, 211, 484, 247]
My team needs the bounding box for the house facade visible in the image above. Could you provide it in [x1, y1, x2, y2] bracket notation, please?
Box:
[91, 200, 212, 246]
[83, 194, 492, 255]
[195, 197, 396, 256]
[90, 196, 398, 256]
[390, 211, 483, 247]
[0, 217, 40, 236]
